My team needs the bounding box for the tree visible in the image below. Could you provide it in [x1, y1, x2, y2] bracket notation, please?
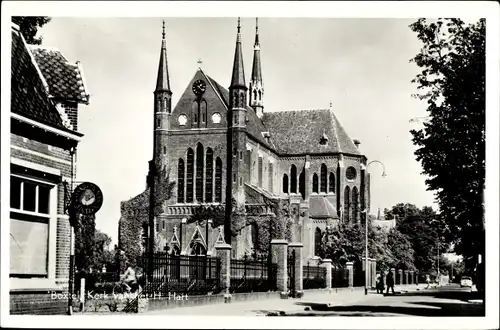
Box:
[386, 228, 415, 271]
[74, 213, 96, 272]
[409, 19, 485, 268]
[93, 230, 114, 271]
[322, 223, 365, 266]
[12, 16, 51, 45]
[384, 203, 420, 222]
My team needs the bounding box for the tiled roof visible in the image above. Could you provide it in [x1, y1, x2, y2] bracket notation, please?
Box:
[205, 75, 274, 150]
[309, 196, 339, 219]
[29, 46, 89, 104]
[262, 109, 361, 156]
[11, 30, 68, 131]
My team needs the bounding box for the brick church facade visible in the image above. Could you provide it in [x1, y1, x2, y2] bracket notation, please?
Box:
[119, 19, 370, 262]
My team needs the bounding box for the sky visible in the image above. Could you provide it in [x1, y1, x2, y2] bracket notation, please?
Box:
[36, 17, 439, 245]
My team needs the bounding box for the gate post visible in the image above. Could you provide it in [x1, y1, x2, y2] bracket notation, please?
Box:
[409, 270, 414, 285]
[405, 270, 409, 287]
[215, 243, 231, 302]
[322, 259, 333, 291]
[346, 261, 354, 289]
[370, 259, 377, 289]
[398, 269, 403, 286]
[289, 243, 303, 298]
[271, 239, 288, 299]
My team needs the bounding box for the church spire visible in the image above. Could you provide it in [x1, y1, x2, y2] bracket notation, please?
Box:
[250, 17, 264, 118]
[230, 17, 246, 90]
[155, 20, 171, 93]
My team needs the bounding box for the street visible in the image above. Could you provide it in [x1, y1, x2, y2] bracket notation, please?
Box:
[275, 284, 485, 317]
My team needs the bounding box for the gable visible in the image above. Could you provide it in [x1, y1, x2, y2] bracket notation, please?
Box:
[170, 70, 228, 131]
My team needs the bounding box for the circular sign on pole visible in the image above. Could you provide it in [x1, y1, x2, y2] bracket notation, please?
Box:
[71, 182, 103, 216]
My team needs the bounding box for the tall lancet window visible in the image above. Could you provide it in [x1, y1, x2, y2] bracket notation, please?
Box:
[290, 165, 297, 194]
[329, 173, 335, 193]
[344, 186, 351, 223]
[312, 173, 319, 193]
[177, 158, 185, 203]
[320, 164, 327, 193]
[186, 148, 194, 203]
[282, 174, 289, 194]
[299, 169, 305, 199]
[200, 100, 207, 126]
[352, 187, 359, 223]
[314, 228, 322, 257]
[205, 148, 213, 202]
[196, 143, 204, 202]
[192, 101, 198, 126]
[258, 157, 263, 187]
[215, 157, 222, 203]
[268, 162, 274, 192]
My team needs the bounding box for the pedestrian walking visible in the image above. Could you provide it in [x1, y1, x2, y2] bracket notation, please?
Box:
[385, 271, 395, 295]
[425, 274, 431, 289]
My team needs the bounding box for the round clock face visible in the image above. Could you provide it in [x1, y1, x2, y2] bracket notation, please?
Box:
[192, 79, 206, 96]
[72, 182, 103, 216]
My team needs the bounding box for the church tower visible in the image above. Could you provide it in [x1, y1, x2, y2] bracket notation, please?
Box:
[249, 18, 264, 118]
[225, 18, 248, 245]
[153, 21, 172, 172]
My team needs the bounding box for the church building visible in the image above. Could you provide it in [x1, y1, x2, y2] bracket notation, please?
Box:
[119, 18, 370, 262]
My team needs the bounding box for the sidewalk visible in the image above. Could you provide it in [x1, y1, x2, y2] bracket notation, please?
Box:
[144, 288, 378, 316]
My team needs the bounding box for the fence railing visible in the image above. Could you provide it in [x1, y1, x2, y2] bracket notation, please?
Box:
[230, 255, 277, 293]
[141, 252, 221, 296]
[302, 262, 326, 290]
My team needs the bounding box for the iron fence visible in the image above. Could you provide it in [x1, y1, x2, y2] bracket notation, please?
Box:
[141, 252, 221, 297]
[302, 262, 326, 290]
[332, 266, 349, 288]
[230, 254, 277, 293]
[75, 271, 120, 294]
[353, 263, 365, 287]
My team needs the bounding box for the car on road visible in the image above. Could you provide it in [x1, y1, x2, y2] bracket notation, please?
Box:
[460, 276, 473, 288]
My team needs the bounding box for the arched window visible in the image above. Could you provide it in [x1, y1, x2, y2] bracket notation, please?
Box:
[192, 101, 198, 125]
[268, 162, 273, 192]
[200, 100, 207, 125]
[177, 158, 185, 203]
[251, 222, 259, 256]
[258, 157, 263, 187]
[205, 147, 213, 202]
[299, 169, 305, 199]
[196, 143, 204, 202]
[344, 186, 351, 223]
[314, 227, 322, 257]
[320, 164, 327, 193]
[253, 90, 257, 102]
[312, 173, 319, 193]
[258, 90, 262, 101]
[290, 165, 297, 193]
[215, 157, 222, 203]
[186, 148, 194, 203]
[329, 172, 335, 193]
[352, 187, 359, 223]
[282, 174, 289, 194]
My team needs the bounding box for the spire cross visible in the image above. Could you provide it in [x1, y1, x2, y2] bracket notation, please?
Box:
[237, 17, 241, 33]
[256, 17, 259, 33]
[162, 20, 165, 39]
[197, 58, 203, 67]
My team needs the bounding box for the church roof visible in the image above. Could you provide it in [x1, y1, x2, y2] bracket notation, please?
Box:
[11, 28, 76, 133]
[155, 21, 171, 93]
[262, 109, 361, 156]
[28, 46, 90, 104]
[205, 75, 275, 150]
[309, 196, 339, 219]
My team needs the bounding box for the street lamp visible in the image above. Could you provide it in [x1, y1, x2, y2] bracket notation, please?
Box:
[361, 160, 387, 295]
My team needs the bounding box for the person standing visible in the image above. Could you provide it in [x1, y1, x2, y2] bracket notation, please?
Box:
[386, 271, 395, 295]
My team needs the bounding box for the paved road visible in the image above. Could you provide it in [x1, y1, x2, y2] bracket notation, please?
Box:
[277, 284, 485, 317]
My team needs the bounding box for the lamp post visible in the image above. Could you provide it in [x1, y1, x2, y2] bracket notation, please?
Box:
[361, 160, 387, 295]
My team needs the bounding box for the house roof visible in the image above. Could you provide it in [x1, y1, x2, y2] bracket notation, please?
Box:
[262, 109, 361, 156]
[309, 196, 339, 219]
[11, 29, 70, 132]
[29, 46, 90, 104]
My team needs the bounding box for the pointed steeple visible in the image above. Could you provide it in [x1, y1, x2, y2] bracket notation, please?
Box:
[155, 20, 171, 93]
[230, 17, 246, 89]
[250, 17, 264, 118]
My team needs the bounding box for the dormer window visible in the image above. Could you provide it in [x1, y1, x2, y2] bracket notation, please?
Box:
[319, 132, 329, 145]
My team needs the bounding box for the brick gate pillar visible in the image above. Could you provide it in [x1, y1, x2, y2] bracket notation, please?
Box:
[391, 268, 396, 286]
[215, 243, 231, 301]
[398, 269, 403, 286]
[271, 239, 288, 298]
[322, 259, 333, 290]
[288, 243, 304, 298]
[346, 261, 354, 289]
[409, 271, 414, 285]
[370, 259, 377, 289]
[405, 270, 409, 287]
